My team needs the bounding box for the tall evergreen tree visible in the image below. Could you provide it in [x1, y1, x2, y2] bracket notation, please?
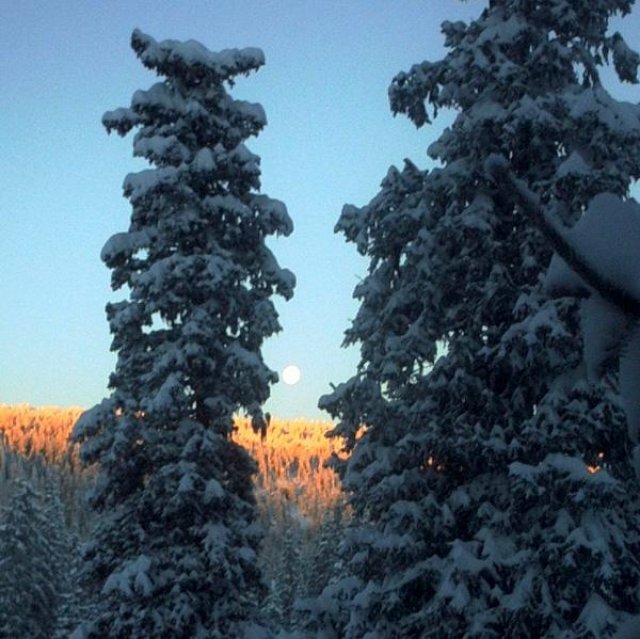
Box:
[302, 503, 344, 600]
[264, 507, 305, 633]
[0, 480, 62, 639]
[310, 2, 640, 637]
[72, 30, 293, 638]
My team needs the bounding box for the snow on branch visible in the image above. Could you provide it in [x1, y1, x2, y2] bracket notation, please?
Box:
[485, 154, 640, 318]
[131, 29, 265, 82]
[486, 154, 640, 448]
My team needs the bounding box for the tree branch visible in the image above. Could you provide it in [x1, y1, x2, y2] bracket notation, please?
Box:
[485, 154, 640, 317]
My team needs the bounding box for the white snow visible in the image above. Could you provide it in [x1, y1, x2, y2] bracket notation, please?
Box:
[545, 194, 640, 301]
[191, 147, 217, 172]
[544, 193, 640, 447]
[556, 150, 590, 177]
[101, 229, 152, 264]
[576, 593, 617, 637]
[235, 101, 267, 126]
[579, 294, 629, 381]
[619, 324, 640, 443]
[132, 82, 185, 112]
[132, 29, 265, 78]
[123, 166, 179, 200]
[204, 478, 224, 502]
[616, 614, 640, 638]
[566, 87, 640, 135]
[510, 453, 617, 485]
[103, 555, 153, 598]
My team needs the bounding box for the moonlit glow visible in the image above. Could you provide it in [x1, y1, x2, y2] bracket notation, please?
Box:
[282, 364, 301, 385]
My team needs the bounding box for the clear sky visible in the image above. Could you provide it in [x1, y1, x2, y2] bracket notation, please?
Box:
[1, 2, 639, 419]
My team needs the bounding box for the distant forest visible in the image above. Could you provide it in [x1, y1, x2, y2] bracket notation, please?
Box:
[0, 405, 345, 635]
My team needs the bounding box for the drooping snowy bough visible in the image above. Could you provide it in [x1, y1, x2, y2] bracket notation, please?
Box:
[307, 2, 640, 638]
[72, 30, 293, 639]
[487, 157, 640, 452]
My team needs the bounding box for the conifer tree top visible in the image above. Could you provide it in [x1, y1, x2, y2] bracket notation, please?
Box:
[130, 28, 265, 82]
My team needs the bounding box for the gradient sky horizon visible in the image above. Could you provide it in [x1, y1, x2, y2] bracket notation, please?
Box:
[2, 1, 639, 419]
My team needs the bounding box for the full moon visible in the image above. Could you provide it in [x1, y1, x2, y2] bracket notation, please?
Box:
[282, 364, 301, 385]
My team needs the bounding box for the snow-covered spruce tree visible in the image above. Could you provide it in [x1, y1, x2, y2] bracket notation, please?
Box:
[72, 30, 293, 639]
[308, 3, 640, 638]
[42, 475, 84, 639]
[264, 508, 305, 633]
[302, 502, 345, 601]
[0, 480, 62, 639]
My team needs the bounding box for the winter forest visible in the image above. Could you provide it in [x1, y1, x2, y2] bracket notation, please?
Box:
[3, 1, 640, 637]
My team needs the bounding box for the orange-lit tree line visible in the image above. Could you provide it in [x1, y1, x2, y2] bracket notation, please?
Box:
[0, 405, 343, 520]
[0, 405, 96, 533]
[232, 417, 347, 630]
[0, 404, 83, 465]
[234, 417, 344, 524]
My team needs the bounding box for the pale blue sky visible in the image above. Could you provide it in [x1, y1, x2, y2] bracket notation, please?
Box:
[1, 1, 639, 418]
